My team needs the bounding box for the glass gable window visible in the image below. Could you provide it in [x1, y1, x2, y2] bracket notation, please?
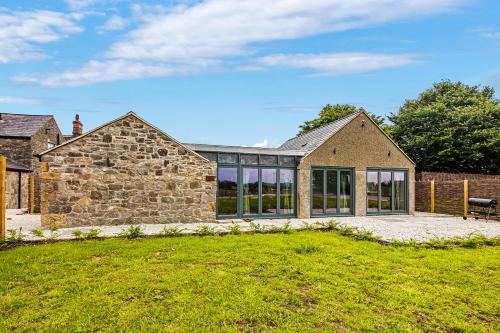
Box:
[366, 169, 407, 214]
[311, 168, 353, 216]
[217, 167, 238, 216]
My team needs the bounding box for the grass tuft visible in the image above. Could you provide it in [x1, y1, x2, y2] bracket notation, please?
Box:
[194, 225, 218, 236]
[118, 225, 144, 239]
[158, 226, 184, 237]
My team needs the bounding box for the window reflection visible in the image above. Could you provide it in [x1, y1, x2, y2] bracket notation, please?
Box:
[280, 169, 295, 215]
[217, 168, 238, 216]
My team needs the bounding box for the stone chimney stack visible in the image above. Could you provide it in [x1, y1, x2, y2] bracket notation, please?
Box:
[72, 114, 83, 138]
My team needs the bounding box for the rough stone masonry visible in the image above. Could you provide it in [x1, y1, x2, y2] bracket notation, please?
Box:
[40, 113, 217, 227]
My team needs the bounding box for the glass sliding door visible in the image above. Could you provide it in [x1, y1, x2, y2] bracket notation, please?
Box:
[311, 168, 353, 216]
[261, 168, 278, 214]
[380, 171, 392, 212]
[242, 168, 259, 216]
[394, 171, 406, 211]
[325, 170, 337, 214]
[367, 171, 379, 213]
[217, 167, 238, 216]
[339, 171, 352, 213]
[279, 169, 295, 215]
[312, 170, 324, 215]
[366, 169, 407, 214]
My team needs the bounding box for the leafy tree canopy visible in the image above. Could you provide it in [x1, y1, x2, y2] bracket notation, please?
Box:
[389, 80, 500, 174]
[299, 104, 385, 135]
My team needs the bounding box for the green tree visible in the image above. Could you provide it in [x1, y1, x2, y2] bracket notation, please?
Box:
[389, 80, 500, 174]
[299, 104, 385, 134]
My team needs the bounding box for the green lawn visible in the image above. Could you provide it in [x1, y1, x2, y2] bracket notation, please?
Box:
[0, 232, 499, 332]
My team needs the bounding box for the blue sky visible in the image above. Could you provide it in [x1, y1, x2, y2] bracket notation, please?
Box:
[0, 0, 499, 147]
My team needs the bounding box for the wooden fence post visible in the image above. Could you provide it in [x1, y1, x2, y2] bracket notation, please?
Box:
[0, 156, 6, 240]
[463, 179, 468, 218]
[430, 180, 435, 213]
[29, 174, 35, 214]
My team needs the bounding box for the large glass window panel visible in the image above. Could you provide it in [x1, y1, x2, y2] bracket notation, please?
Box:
[394, 172, 406, 211]
[240, 154, 258, 165]
[217, 168, 238, 216]
[339, 171, 352, 213]
[242, 168, 259, 215]
[260, 155, 278, 165]
[261, 169, 278, 214]
[279, 156, 295, 166]
[312, 170, 324, 214]
[380, 171, 392, 211]
[279, 169, 295, 215]
[367, 171, 379, 212]
[218, 153, 238, 164]
[325, 170, 337, 213]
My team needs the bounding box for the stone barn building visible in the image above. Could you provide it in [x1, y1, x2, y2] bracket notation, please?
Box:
[39, 112, 217, 227]
[39, 110, 415, 227]
[0, 113, 66, 210]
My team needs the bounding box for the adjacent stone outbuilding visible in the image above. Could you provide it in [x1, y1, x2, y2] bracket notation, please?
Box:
[39, 112, 217, 227]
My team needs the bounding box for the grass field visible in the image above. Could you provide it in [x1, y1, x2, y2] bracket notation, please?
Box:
[0, 232, 499, 332]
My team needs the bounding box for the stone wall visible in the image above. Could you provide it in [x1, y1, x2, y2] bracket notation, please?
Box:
[415, 172, 500, 216]
[31, 117, 65, 212]
[40, 113, 217, 227]
[6, 171, 29, 209]
[297, 112, 415, 217]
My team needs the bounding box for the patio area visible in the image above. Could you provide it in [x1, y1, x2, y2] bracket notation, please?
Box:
[5, 209, 500, 242]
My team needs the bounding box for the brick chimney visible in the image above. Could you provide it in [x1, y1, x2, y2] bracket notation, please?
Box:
[72, 114, 83, 138]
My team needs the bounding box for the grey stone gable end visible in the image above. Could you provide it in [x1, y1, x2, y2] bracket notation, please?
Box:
[40, 112, 217, 227]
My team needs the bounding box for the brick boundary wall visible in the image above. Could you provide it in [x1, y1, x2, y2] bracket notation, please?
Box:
[415, 172, 500, 216]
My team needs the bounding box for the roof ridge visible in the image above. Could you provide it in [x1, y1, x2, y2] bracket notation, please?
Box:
[287, 111, 360, 141]
[0, 112, 53, 117]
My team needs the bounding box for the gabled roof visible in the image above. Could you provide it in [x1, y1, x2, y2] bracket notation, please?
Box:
[5, 157, 31, 172]
[279, 112, 360, 152]
[184, 143, 305, 156]
[38, 112, 209, 162]
[0, 113, 53, 137]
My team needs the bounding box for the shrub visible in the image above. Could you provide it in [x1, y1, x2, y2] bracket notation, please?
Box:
[6, 228, 25, 243]
[119, 225, 144, 239]
[249, 222, 265, 234]
[158, 226, 184, 237]
[300, 222, 317, 231]
[269, 222, 295, 234]
[84, 229, 101, 240]
[30, 229, 45, 238]
[47, 225, 61, 240]
[72, 230, 84, 240]
[321, 220, 340, 231]
[228, 224, 241, 235]
[194, 225, 217, 236]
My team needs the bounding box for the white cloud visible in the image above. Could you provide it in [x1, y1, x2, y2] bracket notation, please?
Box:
[65, 0, 100, 11]
[97, 15, 130, 33]
[0, 8, 83, 64]
[0, 96, 44, 105]
[256, 52, 420, 75]
[253, 139, 268, 148]
[14, 0, 462, 86]
[13, 60, 188, 87]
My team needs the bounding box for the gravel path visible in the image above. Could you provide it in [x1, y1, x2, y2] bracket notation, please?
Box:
[6, 209, 500, 242]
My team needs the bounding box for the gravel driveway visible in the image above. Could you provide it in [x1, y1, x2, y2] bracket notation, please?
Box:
[6, 209, 500, 242]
